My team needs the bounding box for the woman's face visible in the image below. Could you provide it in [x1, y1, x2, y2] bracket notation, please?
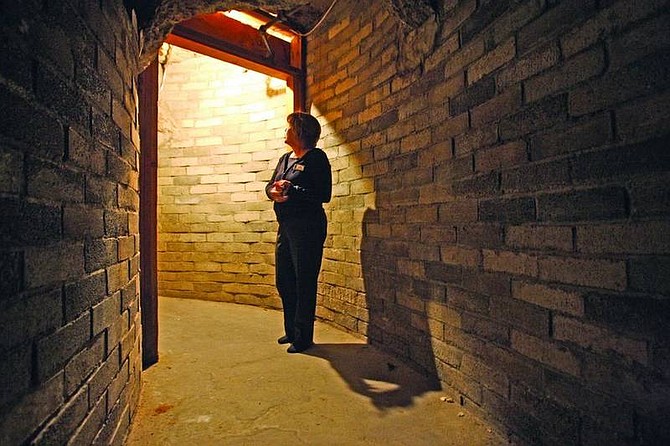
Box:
[285, 123, 299, 149]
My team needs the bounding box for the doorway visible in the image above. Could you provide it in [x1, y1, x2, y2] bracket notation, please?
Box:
[156, 44, 292, 305]
[139, 11, 305, 367]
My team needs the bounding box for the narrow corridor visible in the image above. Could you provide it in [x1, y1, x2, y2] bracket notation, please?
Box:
[125, 297, 502, 445]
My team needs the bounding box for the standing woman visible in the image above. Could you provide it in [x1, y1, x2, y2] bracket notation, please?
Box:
[266, 112, 332, 353]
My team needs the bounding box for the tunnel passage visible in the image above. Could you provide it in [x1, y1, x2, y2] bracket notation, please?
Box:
[1, 0, 668, 445]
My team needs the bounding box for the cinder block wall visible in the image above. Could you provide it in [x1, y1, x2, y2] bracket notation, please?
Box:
[0, 1, 142, 444]
[156, 46, 291, 307]
[308, 0, 670, 443]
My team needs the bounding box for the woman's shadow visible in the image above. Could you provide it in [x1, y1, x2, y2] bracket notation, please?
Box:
[306, 207, 442, 410]
[304, 342, 440, 411]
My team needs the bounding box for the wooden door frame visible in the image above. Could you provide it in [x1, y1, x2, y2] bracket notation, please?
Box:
[139, 59, 159, 368]
[138, 16, 306, 369]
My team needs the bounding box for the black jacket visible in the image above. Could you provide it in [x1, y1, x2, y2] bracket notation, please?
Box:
[265, 148, 332, 222]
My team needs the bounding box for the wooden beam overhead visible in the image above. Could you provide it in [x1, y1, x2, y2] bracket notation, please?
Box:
[167, 12, 302, 81]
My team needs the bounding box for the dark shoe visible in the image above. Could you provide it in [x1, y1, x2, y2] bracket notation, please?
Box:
[277, 335, 292, 345]
[287, 342, 312, 354]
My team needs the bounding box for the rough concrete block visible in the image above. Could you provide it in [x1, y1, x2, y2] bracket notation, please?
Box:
[511, 330, 580, 376]
[572, 137, 669, 187]
[92, 108, 118, 150]
[0, 345, 31, 407]
[118, 184, 139, 211]
[0, 147, 23, 194]
[500, 94, 567, 140]
[85, 238, 117, 272]
[117, 236, 135, 261]
[64, 205, 105, 239]
[511, 280, 584, 317]
[444, 31, 484, 80]
[0, 287, 62, 351]
[608, 14, 670, 71]
[64, 270, 106, 322]
[67, 392, 106, 446]
[454, 124, 497, 156]
[483, 249, 538, 277]
[432, 339, 464, 368]
[537, 186, 627, 222]
[568, 51, 670, 117]
[491, 295, 549, 337]
[628, 256, 670, 295]
[517, 0, 596, 55]
[510, 383, 580, 443]
[0, 373, 64, 446]
[106, 261, 129, 294]
[31, 386, 88, 446]
[553, 315, 648, 364]
[505, 225, 573, 252]
[457, 223, 504, 248]
[75, 63, 112, 113]
[89, 346, 120, 404]
[461, 312, 509, 344]
[96, 43, 124, 100]
[0, 86, 64, 160]
[35, 63, 89, 131]
[525, 45, 605, 103]
[0, 251, 22, 298]
[107, 152, 134, 186]
[538, 256, 626, 291]
[471, 85, 522, 127]
[25, 242, 84, 289]
[0, 198, 61, 247]
[27, 158, 85, 203]
[104, 210, 128, 237]
[440, 245, 481, 267]
[497, 42, 560, 89]
[86, 176, 117, 208]
[467, 37, 515, 86]
[64, 334, 105, 396]
[616, 88, 670, 144]
[438, 199, 478, 223]
[436, 361, 483, 404]
[462, 0, 516, 45]
[36, 312, 90, 382]
[560, 0, 668, 58]
[0, 41, 33, 90]
[68, 128, 105, 174]
[630, 175, 670, 218]
[479, 197, 536, 224]
[448, 286, 489, 314]
[576, 221, 670, 254]
[453, 171, 498, 197]
[461, 354, 509, 397]
[450, 77, 496, 116]
[529, 112, 612, 160]
[475, 140, 528, 173]
[584, 292, 670, 337]
[425, 261, 462, 285]
[434, 155, 472, 182]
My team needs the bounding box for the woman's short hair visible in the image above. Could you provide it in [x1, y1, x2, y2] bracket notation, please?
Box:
[287, 112, 321, 147]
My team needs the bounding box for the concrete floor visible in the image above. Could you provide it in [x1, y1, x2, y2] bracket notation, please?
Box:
[125, 297, 504, 446]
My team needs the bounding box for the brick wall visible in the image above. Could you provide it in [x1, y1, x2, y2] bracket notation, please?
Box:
[308, 0, 670, 444]
[0, 1, 142, 444]
[157, 45, 292, 307]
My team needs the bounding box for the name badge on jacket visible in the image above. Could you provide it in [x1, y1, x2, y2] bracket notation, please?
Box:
[295, 164, 305, 171]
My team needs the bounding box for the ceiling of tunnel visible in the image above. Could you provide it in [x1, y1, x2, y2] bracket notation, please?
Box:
[124, 0, 437, 68]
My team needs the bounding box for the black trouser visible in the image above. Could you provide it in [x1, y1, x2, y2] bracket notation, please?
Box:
[275, 211, 327, 346]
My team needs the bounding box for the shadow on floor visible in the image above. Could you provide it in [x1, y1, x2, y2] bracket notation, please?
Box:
[305, 343, 441, 410]
[125, 297, 503, 445]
